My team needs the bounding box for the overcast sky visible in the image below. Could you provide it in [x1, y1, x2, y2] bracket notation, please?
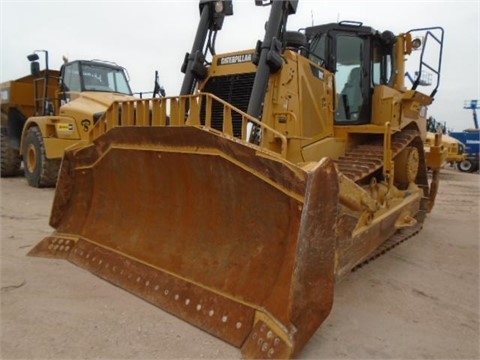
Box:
[1, 0, 478, 131]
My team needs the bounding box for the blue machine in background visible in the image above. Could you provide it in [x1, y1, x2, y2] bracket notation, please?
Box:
[449, 100, 480, 173]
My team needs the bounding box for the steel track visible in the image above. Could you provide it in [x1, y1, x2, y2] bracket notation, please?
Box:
[335, 128, 429, 270]
[351, 222, 423, 272]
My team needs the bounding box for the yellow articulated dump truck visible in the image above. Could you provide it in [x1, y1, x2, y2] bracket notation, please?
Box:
[29, 1, 444, 358]
[1, 50, 135, 187]
[424, 116, 466, 168]
[444, 136, 466, 164]
[1, 68, 58, 177]
[425, 132, 466, 167]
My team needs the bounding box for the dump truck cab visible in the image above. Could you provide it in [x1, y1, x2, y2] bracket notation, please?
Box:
[424, 116, 464, 168]
[60, 60, 132, 98]
[54, 59, 133, 133]
[20, 56, 134, 187]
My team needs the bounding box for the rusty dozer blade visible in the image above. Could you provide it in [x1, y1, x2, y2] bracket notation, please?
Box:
[29, 126, 339, 358]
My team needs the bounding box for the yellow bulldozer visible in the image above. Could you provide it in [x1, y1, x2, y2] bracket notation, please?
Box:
[29, 1, 445, 358]
[1, 50, 136, 187]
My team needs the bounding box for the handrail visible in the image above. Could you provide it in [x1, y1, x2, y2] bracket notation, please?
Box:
[407, 27, 444, 98]
[383, 121, 394, 188]
[33, 75, 60, 116]
[89, 92, 288, 158]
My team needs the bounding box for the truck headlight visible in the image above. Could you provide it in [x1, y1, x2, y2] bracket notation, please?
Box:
[214, 1, 223, 13]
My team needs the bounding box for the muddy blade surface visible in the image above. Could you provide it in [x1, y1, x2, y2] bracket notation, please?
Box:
[29, 126, 339, 358]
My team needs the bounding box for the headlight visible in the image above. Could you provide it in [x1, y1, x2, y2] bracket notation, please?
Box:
[93, 112, 105, 124]
[411, 37, 422, 50]
[214, 1, 223, 13]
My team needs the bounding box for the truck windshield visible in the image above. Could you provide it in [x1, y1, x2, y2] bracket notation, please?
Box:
[81, 63, 132, 95]
[62, 62, 132, 95]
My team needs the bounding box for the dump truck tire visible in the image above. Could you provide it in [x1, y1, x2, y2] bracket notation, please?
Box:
[1, 127, 21, 177]
[457, 159, 475, 173]
[22, 127, 60, 187]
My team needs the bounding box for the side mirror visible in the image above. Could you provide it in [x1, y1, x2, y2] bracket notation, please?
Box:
[27, 53, 41, 77]
[27, 53, 39, 62]
[30, 61, 40, 77]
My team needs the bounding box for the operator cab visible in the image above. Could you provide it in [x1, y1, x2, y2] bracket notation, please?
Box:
[305, 21, 396, 125]
[60, 60, 133, 95]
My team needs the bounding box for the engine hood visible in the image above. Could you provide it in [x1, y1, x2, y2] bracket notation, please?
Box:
[60, 92, 135, 116]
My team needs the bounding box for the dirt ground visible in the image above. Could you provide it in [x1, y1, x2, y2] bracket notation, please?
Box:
[1, 167, 479, 359]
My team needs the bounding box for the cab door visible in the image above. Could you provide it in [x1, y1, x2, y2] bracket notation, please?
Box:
[332, 33, 372, 125]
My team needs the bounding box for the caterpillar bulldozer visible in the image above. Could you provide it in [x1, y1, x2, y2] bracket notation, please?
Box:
[29, 1, 445, 358]
[1, 50, 135, 187]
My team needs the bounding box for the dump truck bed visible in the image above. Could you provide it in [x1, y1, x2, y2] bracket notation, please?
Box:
[1, 70, 59, 118]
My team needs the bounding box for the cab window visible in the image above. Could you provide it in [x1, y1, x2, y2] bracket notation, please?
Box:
[335, 35, 364, 122]
[372, 40, 393, 86]
[63, 62, 81, 92]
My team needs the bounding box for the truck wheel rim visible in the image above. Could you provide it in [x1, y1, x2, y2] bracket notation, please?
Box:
[27, 144, 37, 173]
[459, 161, 472, 171]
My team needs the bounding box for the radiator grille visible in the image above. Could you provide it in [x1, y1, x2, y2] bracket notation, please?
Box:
[202, 73, 256, 138]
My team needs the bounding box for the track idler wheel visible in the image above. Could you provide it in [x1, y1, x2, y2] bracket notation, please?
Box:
[394, 146, 420, 187]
